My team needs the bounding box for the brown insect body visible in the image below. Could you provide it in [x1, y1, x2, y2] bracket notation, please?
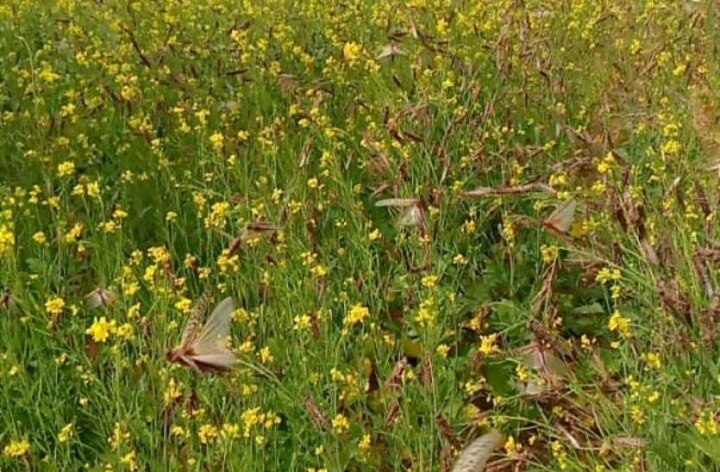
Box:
[166, 347, 232, 374]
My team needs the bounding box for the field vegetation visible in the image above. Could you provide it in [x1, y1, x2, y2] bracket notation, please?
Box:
[1, 1, 720, 470]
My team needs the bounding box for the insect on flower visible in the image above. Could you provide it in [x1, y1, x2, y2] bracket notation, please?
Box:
[167, 295, 236, 374]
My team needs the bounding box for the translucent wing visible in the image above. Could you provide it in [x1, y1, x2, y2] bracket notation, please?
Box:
[191, 297, 234, 355]
[397, 206, 424, 227]
[451, 431, 503, 472]
[85, 287, 117, 309]
[180, 315, 201, 348]
[544, 199, 576, 233]
[375, 198, 419, 207]
[190, 352, 236, 371]
[514, 342, 570, 395]
[376, 43, 406, 60]
[180, 289, 214, 347]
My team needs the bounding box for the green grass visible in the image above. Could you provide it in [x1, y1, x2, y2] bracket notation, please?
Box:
[1, 0, 720, 470]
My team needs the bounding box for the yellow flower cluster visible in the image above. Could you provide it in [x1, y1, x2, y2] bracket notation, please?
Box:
[3, 439, 30, 458]
[86, 317, 116, 343]
[608, 310, 632, 339]
[344, 303, 370, 326]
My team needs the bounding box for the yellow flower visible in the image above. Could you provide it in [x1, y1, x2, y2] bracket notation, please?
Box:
[695, 410, 719, 436]
[260, 346, 274, 363]
[222, 423, 240, 440]
[462, 218, 477, 234]
[342, 42, 362, 65]
[436, 344, 450, 357]
[310, 264, 328, 277]
[591, 181, 606, 195]
[421, 274, 438, 288]
[217, 251, 240, 274]
[112, 208, 128, 220]
[0, 224, 15, 254]
[541, 244, 558, 263]
[58, 423, 75, 443]
[205, 201, 231, 228]
[436, 18, 449, 35]
[331, 414, 349, 433]
[464, 378, 485, 395]
[293, 314, 312, 331]
[517, 363, 532, 383]
[661, 139, 680, 155]
[39, 64, 60, 83]
[548, 173, 568, 187]
[608, 310, 632, 338]
[57, 161, 76, 178]
[501, 219, 515, 246]
[115, 323, 135, 342]
[45, 296, 66, 316]
[108, 422, 130, 450]
[174, 297, 192, 313]
[147, 246, 171, 264]
[240, 407, 265, 438]
[210, 131, 225, 151]
[630, 405, 646, 425]
[478, 334, 499, 355]
[415, 298, 436, 327]
[98, 220, 120, 233]
[596, 152, 616, 174]
[358, 433, 371, 451]
[63, 223, 84, 243]
[120, 451, 137, 471]
[86, 181, 101, 197]
[3, 438, 30, 457]
[163, 378, 183, 406]
[550, 440, 569, 469]
[170, 425, 188, 439]
[344, 304, 370, 326]
[642, 352, 661, 370]
[127, 304, 141, 319]
[85, 317, 116, 343]
[44, 196, 59, 209]
[32, 231, 47, 244]
[595, 267, 621, 284]
[199, 424, 219, 444]
[504, 435, 521, 453]
[453, 254, 468, 265]
[662, 123, 679, 137]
